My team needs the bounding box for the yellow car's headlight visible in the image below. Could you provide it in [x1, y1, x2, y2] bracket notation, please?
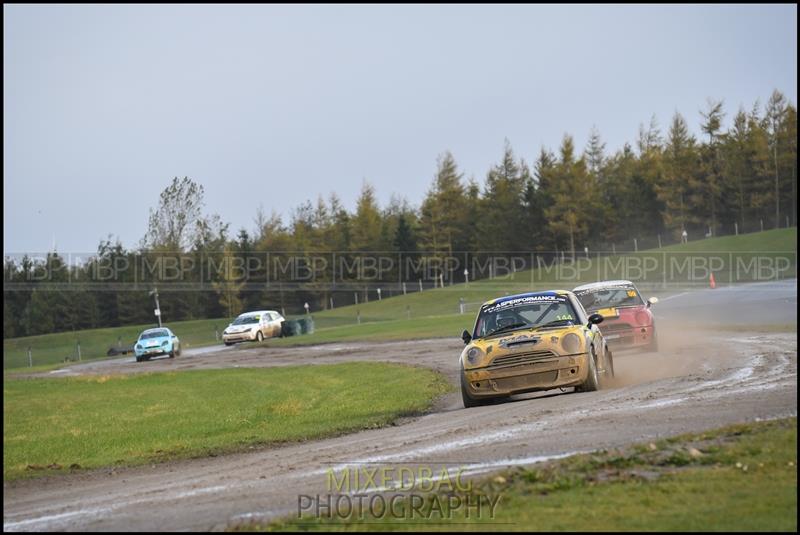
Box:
[561, 333, 582, 354]
[466, 346, 484, 365]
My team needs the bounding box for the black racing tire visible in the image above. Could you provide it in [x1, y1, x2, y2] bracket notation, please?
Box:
[461, 370, 492, 408]
[605, 347, 615, 378]
[648, 329, 659, 352]
[577, 347, 600, 393]
[135, 356, 142, 363]
[599, 347, 615, 388]
[256, 331, 264, 342]
[169, 350, 175, 359]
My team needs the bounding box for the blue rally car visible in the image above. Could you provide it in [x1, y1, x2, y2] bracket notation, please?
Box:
[134, 327, 181, 362]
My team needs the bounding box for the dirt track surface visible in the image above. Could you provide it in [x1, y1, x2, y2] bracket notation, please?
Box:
[4, 281, 797, 531]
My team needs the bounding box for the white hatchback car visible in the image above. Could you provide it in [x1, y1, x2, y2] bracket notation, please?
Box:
[222, 310, 285, 345]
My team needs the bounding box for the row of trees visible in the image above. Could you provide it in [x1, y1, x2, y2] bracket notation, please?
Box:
[4, 90, 796, 338]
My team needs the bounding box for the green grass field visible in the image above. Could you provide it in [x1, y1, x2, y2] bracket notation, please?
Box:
[250, 418, 798, 532]
[2, 362, 450, 481]
[2, 317, 232, 370]
[4, 228, 796, 368]
[264, 314, 470, 347]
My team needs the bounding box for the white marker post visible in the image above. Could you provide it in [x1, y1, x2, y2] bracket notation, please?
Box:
[150, 287, 162, 328]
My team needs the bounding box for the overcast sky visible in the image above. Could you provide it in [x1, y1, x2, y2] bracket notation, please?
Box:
[4, 4, 797, 254]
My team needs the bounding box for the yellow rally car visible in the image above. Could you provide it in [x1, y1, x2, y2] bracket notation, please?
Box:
[459, 290, 614, 408]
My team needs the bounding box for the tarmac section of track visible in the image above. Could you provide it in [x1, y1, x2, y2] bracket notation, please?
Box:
[4, 280, 797, 531]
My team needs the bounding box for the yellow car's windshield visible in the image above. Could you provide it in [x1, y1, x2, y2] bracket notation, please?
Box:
[475, 294, 579, 339]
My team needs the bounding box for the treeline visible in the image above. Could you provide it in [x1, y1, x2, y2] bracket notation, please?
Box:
[4, 90, 797, 338]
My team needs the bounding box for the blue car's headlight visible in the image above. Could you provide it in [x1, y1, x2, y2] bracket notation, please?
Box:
[161, 340, 169, 347]
[136, 344, 142, 350]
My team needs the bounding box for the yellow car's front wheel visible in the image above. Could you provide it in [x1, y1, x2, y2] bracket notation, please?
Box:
[576, 347, 600, 392]
[461, 370, 493, 408]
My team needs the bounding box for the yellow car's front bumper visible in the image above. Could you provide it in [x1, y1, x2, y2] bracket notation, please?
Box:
[462, 353, 589, 398]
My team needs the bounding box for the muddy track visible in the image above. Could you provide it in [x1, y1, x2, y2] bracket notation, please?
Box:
[3, 281, 797, 531]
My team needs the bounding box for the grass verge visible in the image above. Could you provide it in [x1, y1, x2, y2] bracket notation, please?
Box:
[262, 314, 470, 347]
[3, 362, 451, 481]
[247, 418, 797, 532]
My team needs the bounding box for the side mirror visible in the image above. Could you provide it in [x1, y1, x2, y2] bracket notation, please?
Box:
[587, 313, 604, 326]
[461, 329, 472, 345]
[647, 296, 659, 307]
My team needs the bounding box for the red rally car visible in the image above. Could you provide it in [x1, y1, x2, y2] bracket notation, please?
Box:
[572, 280, 659, 352]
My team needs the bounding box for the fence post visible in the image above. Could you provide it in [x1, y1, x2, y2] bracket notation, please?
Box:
[330, 297, 334, 309]
[419, 279, 423, 292]
[354, 292, 359, 305]
[734, 222, 738, 235]
[28, 346, 32, 368]
[612, 243, 616, 255]
[402, 282, 407, 295]
[760, 219, 764, 232]
[657, 234, 662, 248]
[787, 216, 791, 228]
[634, 238, 638, 252]
[77, 340, 81, 362]
[357, 309, 361, 325]
[440, 273, 444, 288]
[377, 288, 382, 301]
[459, 298, 465, 315]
